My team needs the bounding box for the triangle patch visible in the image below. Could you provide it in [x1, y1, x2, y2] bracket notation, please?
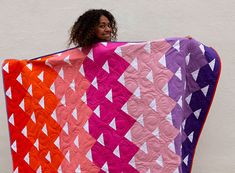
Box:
[113, 145, 120, 158]
[3, 62, 9, 73]
[94, 105, 100, 118]
[173, 40, 180, 52]
[140, 142, 148, 154]
[149, 99, 157, 111]
[109, 118, 117, 130]
[146, 70, 154, 82]
[98, 133, 105, 146]
[131, 58, 138, 70]
[159, 55, 167, 67]
[105, 89, 113, 102]
[102, 61, 110, 73]
[87, 49, 94, 61]
[156, 155, 163, 167]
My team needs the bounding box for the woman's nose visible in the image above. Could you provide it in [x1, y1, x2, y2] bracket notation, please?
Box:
[105, 25, 111, 32]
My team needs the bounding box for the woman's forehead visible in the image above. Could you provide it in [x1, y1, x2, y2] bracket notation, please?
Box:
[99, 15, 110, 23]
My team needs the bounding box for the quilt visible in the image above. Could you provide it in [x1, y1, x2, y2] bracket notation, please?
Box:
[2, 38, 221, 173]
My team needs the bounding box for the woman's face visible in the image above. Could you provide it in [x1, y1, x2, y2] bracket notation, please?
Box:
[95, 15, 112, 41]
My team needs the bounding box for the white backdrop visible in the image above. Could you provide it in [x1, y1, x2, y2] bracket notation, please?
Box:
[1, 0, 235, 172]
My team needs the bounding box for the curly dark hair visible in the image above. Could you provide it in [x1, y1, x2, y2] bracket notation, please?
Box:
[68, 9, 117, 47]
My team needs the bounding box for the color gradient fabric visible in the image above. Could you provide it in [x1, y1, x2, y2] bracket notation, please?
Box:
[2, 38, 221, 173]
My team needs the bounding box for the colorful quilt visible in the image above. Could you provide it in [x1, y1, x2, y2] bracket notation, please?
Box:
[2, 38, 221, 173]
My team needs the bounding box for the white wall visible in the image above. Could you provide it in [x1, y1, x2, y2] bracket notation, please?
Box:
[1, 0, 235, 172]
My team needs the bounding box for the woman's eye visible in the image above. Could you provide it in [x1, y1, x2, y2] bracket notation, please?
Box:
[98, 24, 111, 29]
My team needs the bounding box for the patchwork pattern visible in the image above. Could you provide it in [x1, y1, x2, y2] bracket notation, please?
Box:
[2, 38, 221, 173]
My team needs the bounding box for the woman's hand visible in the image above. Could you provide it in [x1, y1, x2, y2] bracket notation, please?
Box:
[185, 35, 192, 39]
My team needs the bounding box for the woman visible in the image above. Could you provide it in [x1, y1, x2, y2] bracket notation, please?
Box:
[68, 9, 117, 47]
